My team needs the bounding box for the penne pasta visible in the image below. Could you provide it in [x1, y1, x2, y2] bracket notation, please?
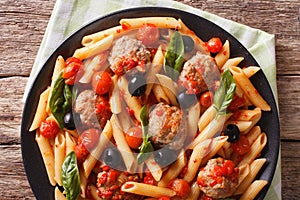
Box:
[65, 131, 77, 155]
[109, 75, 122, 114]
[145, 154, 163, 182]
[73, 34, 114, 60]
[246, 126, 262, 145]
[54, 186, 66, 200]
[187, 102, 201, 140]
[215, 40, 230, 68]
[120, 17, 181, 30]
[229, 66, 271, 111]
[89, 184, 102, 200]
[54, 131, 66, 186]
[29, 87, 51, 131]
[121, 181, 176, 198]
[239, 180, 268, 200]
[185, 181, 201, 200]
[155, 74, 178, 106]
[221, 57, 244, 71]
[197, 105, 217, 133]
[243, 66, 261, 78]
[152, 84, 170, 104]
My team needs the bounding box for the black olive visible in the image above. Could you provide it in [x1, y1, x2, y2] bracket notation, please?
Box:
[182, 35, 195, 52]
[103, 147, 122, 169]
[224, 124, 240, 143]
[177, 91, 197, 109]
[63, 112, 78, 130]
[128, 73, 147, 96]
[154, 148, 177, 167]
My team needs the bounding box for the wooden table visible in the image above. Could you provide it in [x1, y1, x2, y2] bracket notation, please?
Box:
[0, 0, 299, 199]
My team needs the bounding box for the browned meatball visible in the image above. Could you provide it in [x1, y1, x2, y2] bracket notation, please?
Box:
[197, 158, 239, 198]
[178, 51, 220, 94]
[148, 103, 186, 150]
[108, 36, 151, 75]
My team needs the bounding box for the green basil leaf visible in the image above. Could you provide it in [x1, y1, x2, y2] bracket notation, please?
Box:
[164, 31, 185, 80]
[63, 84, 72, 112]
[137, 106, 153, 164]
[49, 73, 65, 128]
[61, 151, 80, 200]
[214, 70, 236, 115]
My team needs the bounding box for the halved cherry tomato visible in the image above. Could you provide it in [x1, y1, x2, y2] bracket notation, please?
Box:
[125, 126, 143, 149]
[231, 135, 250, 155]
[62, 57, 83, 85]
[92, 71, 113, 95]
[75, 143, 89, 164]
[168, 178, 190, 197]
[200, 91, 214, 107]
[206, 37, 223, 53]
[39, 120, 60, 139]
[143, 172, 155, 185]
[136, 24, 160, 46]
[78, 128, 100, 151]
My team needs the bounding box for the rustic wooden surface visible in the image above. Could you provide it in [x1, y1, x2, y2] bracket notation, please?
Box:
[0, 0, 299, 199]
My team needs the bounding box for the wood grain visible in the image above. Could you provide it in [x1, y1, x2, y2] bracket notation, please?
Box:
[1, 0, 299, 199]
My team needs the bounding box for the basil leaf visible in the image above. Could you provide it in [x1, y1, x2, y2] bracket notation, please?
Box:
[49, 73, 73, 129]
[61, 151, 80, 200]
[49, 73, 65, 128]
[164, 31, 185, 80]
[137, 106, 154, 164]
[214, 70, 236, 115]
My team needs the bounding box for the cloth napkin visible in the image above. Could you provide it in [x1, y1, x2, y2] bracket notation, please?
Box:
[23, 0, 281, 199]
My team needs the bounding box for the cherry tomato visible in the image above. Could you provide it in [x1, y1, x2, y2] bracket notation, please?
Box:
[79, 128, 100, 151]
[228, 94, 246, 111]
[136, 24, 160, 46]
[39, 120, 60, 139]
[200, 91, 214, 107]
[231, 135, 250, 155]
[168, 178, 190, 197]
[143, 172, 155, 185]
[92, 71, 113, 95]
[75, 143, 89, 164]
[62, 57, 83, 85]
[206, 37, 223, 53]
[125, 126, 143, 149]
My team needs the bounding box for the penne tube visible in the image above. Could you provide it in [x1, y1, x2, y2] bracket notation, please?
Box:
[117, 102, 133, 132]
[109, 75, 122, 114]
[79, 167, 87, 198]
[79, 52, 109, 83]
[234, 158, 267, 195]
[29, 87, 51, 131]
[145, 45, 164, 98]
[197, 105, 217, 133]
[246, 126, 262, 145]
[120, 17, 181, 30]
[200, 136, 229, 166]
[231, 109, 261, 121]
[189, 113, 231, 149]
[152, 84, 170, 104]
[65, 131, 77, 155]
[215, 40, 230, 68]
[83, 120, 113, 178]
[229, 66, 271, 111]
[224, 120, 253, 133]
[243, 66, 260, 78]
[54, 131, 66, 186]
[184, 139, 212, 182]
[187, 102, 201, 140]
[111, 114, 136, 172]
[121, 181, 176, 198]
[35, 130, 56, 186]
[73, 34, 114, 60]
[239, 180, 268, 200]
[118, 76, 142, 122]
[238, 133, 267, 167]
[158, 150, 186, 187]
[237, 164, 250, 187]
[54, 186, 66, 200]
[222, 57, 244, 71]
[145, 154, 163, 182]
[89, 184, 102, 200]
[155, 74, 178, 106]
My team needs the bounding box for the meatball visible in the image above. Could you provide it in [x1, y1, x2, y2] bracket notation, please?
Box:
[148, 103, 186, 150]
[74, 90, 111, 129]
[178, 51, 220, 94]
[197, 158, 239, 198]
[108, 36, 151, 75]
[96, 168, 140, 200]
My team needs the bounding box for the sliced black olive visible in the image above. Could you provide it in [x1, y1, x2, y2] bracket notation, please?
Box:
[154, 148, 177, 167]
[63, 112, 79, 130]
[128, 73, 147, 96]
[182, 35, 195, 52]
[224, 124, 240, 143]
[103, 147, 122, 169]
[177, 91, 197, 109]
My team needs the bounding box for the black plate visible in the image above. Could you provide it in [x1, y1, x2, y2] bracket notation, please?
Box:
[21, 7, 280, 200]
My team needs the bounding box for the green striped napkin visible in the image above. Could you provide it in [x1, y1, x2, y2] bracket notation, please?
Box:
[24, 0, 281, 199]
